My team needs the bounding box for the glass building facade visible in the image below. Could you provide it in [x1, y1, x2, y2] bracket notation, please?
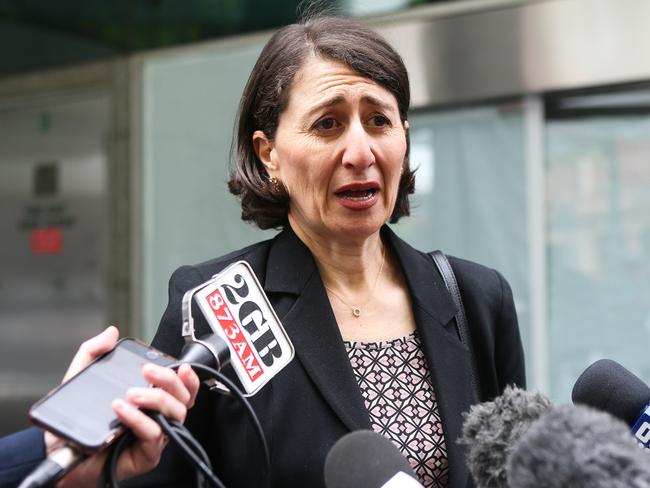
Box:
[2, 0, 650, 435]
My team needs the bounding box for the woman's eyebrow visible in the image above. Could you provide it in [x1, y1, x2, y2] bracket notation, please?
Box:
[303, 95, 346, 121]
[360, 94, 394, 113]
[302, 94, 395, 124]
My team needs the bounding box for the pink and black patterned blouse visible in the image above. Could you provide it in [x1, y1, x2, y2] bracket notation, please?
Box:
[344, 331, 449, 488]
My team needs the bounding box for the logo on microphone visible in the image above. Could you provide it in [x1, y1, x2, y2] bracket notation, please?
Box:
[193, 261, 294, 395]
[632, 406, 650, 448]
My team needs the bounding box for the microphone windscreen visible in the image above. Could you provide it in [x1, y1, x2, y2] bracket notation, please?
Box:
[572, 358, 650, 427]
[459, 385, 551, 488]
[507, 404, 650, 488]
[324, 430, 418, 488]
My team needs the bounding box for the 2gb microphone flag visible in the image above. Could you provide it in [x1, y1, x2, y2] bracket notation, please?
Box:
[183, 261, 294, 395]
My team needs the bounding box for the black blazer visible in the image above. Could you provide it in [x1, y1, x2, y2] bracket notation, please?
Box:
[145, 225, 525, 488]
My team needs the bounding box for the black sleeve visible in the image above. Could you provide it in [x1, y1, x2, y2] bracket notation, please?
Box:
[493, 269, 526, 391]
[449, 256, 526, 399]
[152, 265, 208, 358]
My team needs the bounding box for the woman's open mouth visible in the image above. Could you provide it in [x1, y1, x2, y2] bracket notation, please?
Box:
[336, 188, 378, 200]
[334, 182, 380, 209]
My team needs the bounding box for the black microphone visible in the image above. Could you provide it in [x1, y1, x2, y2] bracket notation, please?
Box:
[507, 404, 650, 488]
[178, 333, 231, 376]
[324, 430, 422, 488]
[458, 385, 551, 488]
[17, 446, 85, 488]
[572, 358, 650, 448]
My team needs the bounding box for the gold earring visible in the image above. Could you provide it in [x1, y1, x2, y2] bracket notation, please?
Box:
[269, 176, 282, 192]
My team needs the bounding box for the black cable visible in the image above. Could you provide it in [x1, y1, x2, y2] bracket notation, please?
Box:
[97, 430, 134, 488]
[101, 419, 215, 488]
[165, 418, 212, 472]
[172, 362, 271, 477]
[164, 419, 213, 488]
[101, 361, 270, 488]
[169, 362, 271, 473]
[153, 413, 224, 488]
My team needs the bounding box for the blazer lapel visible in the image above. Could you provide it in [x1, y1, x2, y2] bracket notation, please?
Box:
[264, 228, 372, 432]
[385, 227, 475, 488]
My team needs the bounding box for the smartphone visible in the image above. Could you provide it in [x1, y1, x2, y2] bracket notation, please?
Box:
[29, 338, 176, 452]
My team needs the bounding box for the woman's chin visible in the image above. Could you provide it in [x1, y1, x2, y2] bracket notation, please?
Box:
[327, 217, 386, 242]
[289, 211, 387, 245]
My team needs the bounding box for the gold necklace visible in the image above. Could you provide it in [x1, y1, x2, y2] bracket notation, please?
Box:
[324, 245, 386, 318]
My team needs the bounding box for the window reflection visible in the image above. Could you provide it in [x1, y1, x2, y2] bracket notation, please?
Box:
[547, 110, 650, 401]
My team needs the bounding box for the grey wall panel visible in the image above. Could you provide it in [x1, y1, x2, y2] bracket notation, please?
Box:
[377, 0, 650, 107]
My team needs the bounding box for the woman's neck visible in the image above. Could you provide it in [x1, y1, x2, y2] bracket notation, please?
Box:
[288, 217, 416, 341]
[288, 217, 385, 292]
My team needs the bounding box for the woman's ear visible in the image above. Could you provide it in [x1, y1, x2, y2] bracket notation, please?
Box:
[253, 130, 279, 176]
[403, 120, 410, 130]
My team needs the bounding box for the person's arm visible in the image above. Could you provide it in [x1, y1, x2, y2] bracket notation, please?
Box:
[0, 428, 47, 487]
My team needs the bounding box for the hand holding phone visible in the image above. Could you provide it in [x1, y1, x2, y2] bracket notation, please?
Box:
[31, 336, 180, 452]
[30, 326, 200, 488]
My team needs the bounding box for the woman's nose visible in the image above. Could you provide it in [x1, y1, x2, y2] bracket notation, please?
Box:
[341, 123, 375, 169]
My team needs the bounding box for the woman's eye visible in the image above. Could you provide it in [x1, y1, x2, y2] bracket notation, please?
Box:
[313, 118, 339, 131]
[368, 115, 390, 127]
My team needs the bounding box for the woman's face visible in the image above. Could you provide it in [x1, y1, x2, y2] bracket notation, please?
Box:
[254, 57, 408, 245]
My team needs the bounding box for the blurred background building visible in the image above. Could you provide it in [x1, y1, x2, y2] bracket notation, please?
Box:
[1, 0, 650, 435]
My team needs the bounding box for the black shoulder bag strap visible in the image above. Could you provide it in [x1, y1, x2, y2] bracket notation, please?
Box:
[429, 250, 481, 401]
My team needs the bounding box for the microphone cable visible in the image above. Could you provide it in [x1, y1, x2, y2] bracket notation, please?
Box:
[101, 362, 270, 488]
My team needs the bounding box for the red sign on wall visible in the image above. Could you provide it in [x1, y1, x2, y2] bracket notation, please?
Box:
[31, 227, 63, 255]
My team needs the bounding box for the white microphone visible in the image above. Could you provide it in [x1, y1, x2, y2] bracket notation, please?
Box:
[380, 472, 423, 487]
[324, 430, 423, 488]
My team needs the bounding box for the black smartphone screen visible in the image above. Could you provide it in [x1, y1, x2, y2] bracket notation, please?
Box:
[29, 338, 175, 451]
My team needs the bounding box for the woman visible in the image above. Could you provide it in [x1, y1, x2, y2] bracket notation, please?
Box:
[151, 15, 525, 488]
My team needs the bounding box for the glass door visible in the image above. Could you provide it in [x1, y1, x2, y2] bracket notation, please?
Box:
[545, 88, 650, 401]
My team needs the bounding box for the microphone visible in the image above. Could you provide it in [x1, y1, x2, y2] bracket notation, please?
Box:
[506, 404, 650, 488]
[324, 430, 423, 488]
[17, 445, 85, 488]
[572, 358, 650, 448]
[459, 385, 551, 488]
[181, 260, 295, 396]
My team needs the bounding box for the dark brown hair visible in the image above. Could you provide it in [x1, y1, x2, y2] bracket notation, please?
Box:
[228, 16, 415, 230]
